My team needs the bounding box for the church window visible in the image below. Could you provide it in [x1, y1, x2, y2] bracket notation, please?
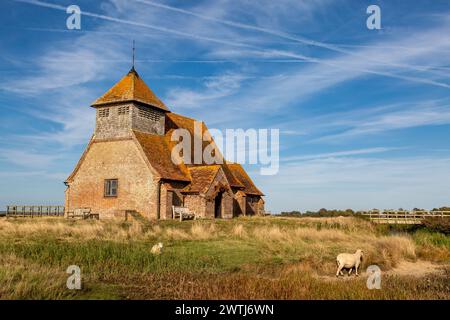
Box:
[104, 179, 118, 197]
[99, 108, 110, 118]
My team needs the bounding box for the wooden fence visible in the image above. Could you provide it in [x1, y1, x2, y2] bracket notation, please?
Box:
[6, 205, 65, 218]
[360, 210, 450, 224]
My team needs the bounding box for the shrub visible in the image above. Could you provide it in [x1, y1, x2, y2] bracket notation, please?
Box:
[422, 217, 450, 235]
[280, 208, 357, 218]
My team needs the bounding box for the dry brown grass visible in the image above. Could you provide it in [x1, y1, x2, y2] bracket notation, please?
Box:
[190, 223, 217, 240]
[293, 227, 349, 241]
[253, 226, 287, 242]
[288, 216, 375, 233]
[0, 217, 422, 271]
[370, 236, 417, 269]
[0, 218, 128, 241]
[232, 224, 247, 238]
[164, 227, 190, 240]
[0, 254, 69, 299]
[114, 266, 450, 300]
[0, 216, 448, 299]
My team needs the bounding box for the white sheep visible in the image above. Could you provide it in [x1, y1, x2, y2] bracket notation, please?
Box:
[151, 242, 163, 255]
[336, 249, 363, 277]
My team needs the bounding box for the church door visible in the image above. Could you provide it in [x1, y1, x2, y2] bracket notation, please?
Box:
[214, 192, 223, 218]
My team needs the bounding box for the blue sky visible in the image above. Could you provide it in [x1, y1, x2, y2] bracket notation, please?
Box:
[0, 0, 450, 212]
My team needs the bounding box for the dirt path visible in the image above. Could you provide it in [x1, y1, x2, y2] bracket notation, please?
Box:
[385, 260, 445, 277]
[316, 260, 446, 281]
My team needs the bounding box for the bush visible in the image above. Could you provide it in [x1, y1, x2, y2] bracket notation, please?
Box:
[280, 208, 357, 218]
[422, 217, 450, 235]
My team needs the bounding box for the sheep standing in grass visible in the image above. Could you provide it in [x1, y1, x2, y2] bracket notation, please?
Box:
[151, 242, 163, 255]
[336, 249, 363, 277]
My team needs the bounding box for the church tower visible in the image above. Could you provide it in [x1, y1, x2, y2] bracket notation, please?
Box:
[91, 67, 169, 140]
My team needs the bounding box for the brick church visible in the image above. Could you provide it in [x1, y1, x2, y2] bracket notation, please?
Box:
[65, 68, 265, 220]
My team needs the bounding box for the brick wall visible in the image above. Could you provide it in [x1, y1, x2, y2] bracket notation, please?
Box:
[65, 139, 158, 219]
[184, 195, 206, 217]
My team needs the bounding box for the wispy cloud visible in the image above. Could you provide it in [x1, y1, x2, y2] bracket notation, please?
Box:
[315, 101, 450, 142]
[13, 0, 450, 92]
[282, 147, 400, 162]
[3, 0, 450, 212]
[165, 73, 246, 108]
[133, 0, 450, 78]
[254, 155, 450, 211]
[3, 47, 122, 93]
[0, 147, 61, 168]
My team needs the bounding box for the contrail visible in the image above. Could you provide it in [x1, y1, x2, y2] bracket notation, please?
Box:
[133, 0, 355, 53]
[133, 0, 450, 78]
[14, 0, 450, 89]
[14, 0, 260, 49]
[21, 27, 450, 73]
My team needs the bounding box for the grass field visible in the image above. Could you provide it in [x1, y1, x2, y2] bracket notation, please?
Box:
[0, 216, 449, 299]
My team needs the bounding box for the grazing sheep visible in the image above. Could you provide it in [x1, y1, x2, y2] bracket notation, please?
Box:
[336, 249, 363, 277]
[151, 242, 163, 255]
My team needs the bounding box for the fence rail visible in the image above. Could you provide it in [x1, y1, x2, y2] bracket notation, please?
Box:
[6, 205, 65, 218]
[360, 210, 450, 224]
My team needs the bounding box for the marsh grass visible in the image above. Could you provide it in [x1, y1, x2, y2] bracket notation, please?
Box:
[0, 216, 448, 299]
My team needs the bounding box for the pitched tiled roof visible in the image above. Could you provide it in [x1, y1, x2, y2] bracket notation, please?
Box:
[227, 163, 264, 196]
[182, 165, 221, 194]
[133, 130, 190, 181]
[91, 68, 169, 112]
[165, 113, 244, 188]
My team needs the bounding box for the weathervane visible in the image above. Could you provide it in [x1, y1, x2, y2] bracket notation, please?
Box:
[132, 40, 136, 70]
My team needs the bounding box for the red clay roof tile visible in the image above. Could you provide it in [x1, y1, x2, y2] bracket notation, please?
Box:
[91, 68, 169, 112]
[182, 165, 221, 194]
[227, 163, 264, 196]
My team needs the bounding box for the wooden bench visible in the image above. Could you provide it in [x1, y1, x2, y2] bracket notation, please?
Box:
[172, 206, 195, 221]
[88, 213, 100, 220]
[67, 208, 99, 220]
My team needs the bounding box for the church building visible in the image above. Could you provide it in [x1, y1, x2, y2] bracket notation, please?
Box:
[65, 68, 265, 220]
